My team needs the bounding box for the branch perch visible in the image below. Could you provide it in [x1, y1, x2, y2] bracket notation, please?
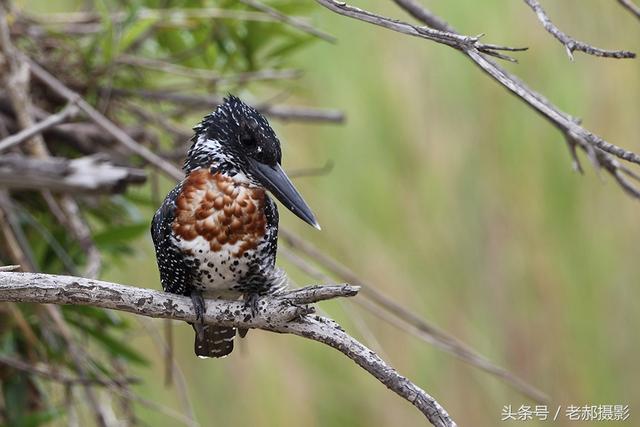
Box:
[0, 272, 456, 427]
[522, 0, 636, 59]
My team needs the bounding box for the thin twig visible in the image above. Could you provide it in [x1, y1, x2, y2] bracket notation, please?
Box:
[0, 103, 78, 152]
[0, 9, 102, 278]
[618, 0, 640, 20]
[288, 160, 334, 178]
[43, 304, 111, 427]
[0, 192, 38, 271]
[279, 229, 548, 403]
[25, 58, 184, 181]
[279, 245, 399, 362]
[116, 100, 192, 141]
[136, 318, 199, 427]
[281, 244, 534, 395]
[315, 0, 528, 62]
[522, 0, 635, 59]
[238, 0, 336, 42]
[25, 8, 288, 25]
[110, 383, 200, 427]
[106, 87, 346, 124]
[391, 0, 455, 32]
[0, 272, 455, 427]
[12, 201, 78, 275]
[116, 55, 303, 85]
[339, 0, 640, 197]
[0, 355, 139, 386]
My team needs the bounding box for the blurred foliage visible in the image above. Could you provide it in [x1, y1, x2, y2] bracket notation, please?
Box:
[1, 0, 315, 425]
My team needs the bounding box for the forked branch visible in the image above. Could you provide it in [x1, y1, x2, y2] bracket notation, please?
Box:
[334, 0, 640, 198]
[522, 0, 635, 59]
[315, 0, 528, 62]
[0, 272, 456, 427]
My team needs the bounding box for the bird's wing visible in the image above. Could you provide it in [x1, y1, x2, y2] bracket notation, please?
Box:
[151, 184, 196, 296]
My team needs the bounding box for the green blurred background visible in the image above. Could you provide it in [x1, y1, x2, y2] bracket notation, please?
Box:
[21, 0, 640, 425]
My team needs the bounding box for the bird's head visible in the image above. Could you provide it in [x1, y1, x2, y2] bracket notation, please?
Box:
[184, 95, 320, 230]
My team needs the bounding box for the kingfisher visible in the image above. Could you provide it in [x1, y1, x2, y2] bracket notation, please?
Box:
[151, 95, 320, 358]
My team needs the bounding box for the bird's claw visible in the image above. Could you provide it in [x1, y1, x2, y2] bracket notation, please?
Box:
[190, 291, 206, 340]
[243, 293, 260, 318]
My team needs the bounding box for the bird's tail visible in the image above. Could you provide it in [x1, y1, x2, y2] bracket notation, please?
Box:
[193, 324, 236, 358]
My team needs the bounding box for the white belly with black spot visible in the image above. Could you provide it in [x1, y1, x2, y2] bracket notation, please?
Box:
[173, 234, 256, 296]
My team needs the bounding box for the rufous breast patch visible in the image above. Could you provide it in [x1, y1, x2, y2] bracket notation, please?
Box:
[172, 169, 267, 257]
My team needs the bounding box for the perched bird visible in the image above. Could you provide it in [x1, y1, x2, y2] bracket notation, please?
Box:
[151, 96, 319, 358]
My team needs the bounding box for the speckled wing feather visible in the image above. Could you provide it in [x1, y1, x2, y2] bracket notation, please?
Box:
[151, 184, 196, 296]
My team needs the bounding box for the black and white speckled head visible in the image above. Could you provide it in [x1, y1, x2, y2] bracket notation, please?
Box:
[184, 95, 320, 230]
[184, 95, 281, 182]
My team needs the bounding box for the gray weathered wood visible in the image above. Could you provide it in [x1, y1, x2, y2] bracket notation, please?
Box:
[0, 154, 146, 193]
[0, 272, 455, 426]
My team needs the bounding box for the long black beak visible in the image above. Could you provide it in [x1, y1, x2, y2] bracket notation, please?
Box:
[248, 159, 321, 230]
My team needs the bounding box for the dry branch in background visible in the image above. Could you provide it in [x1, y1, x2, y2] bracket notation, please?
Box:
[279, 229, 549, 403]
[618, 0, 640, 19]
[116, 54, 304, 84]
[0, 354, 139, 386]
[315, 0, 528, 62]
[336, 0, 640, 198]
[523, 0, 636, 59]
[104, 87, 346, 124]
[0, 272, 456, 427]
[238, 0, 336, 42]
[0, 103, 79, 152]
[0, 154, 145, 193]
[0, 4, 102, 280]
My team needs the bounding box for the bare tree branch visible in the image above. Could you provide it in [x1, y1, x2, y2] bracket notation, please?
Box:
[239, 0, 336, 42]
[0, 154, 146, 193]
[43, 303, 110, 427]
[0, 102, 78, 152]
[0, 272, 456, 427]
[371, 0, 640, 198]
[315, 0, 528, 62]
[618, 0, 640, 20]
[0, 4, 102, 282]
[0, 355, 140, 387]
[522, 0, 635, 59]
[288, 160, 334, 178]
[24, 7, 297, 26]
[106, 87, 346, 124]
[116, 55, 303, 85]
[390, 0, 455, 32]
[279, 229, 548, 403]
[24, 58, 184, 181]
[136, 317, 199, 426]
[0, 192, 38, 271]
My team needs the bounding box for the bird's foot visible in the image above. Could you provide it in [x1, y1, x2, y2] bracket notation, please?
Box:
[243, 293, 260, 319]
[190, 290, 206, 340]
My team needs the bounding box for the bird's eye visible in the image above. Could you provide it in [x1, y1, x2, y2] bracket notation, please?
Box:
[239, 134, 256, 148]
